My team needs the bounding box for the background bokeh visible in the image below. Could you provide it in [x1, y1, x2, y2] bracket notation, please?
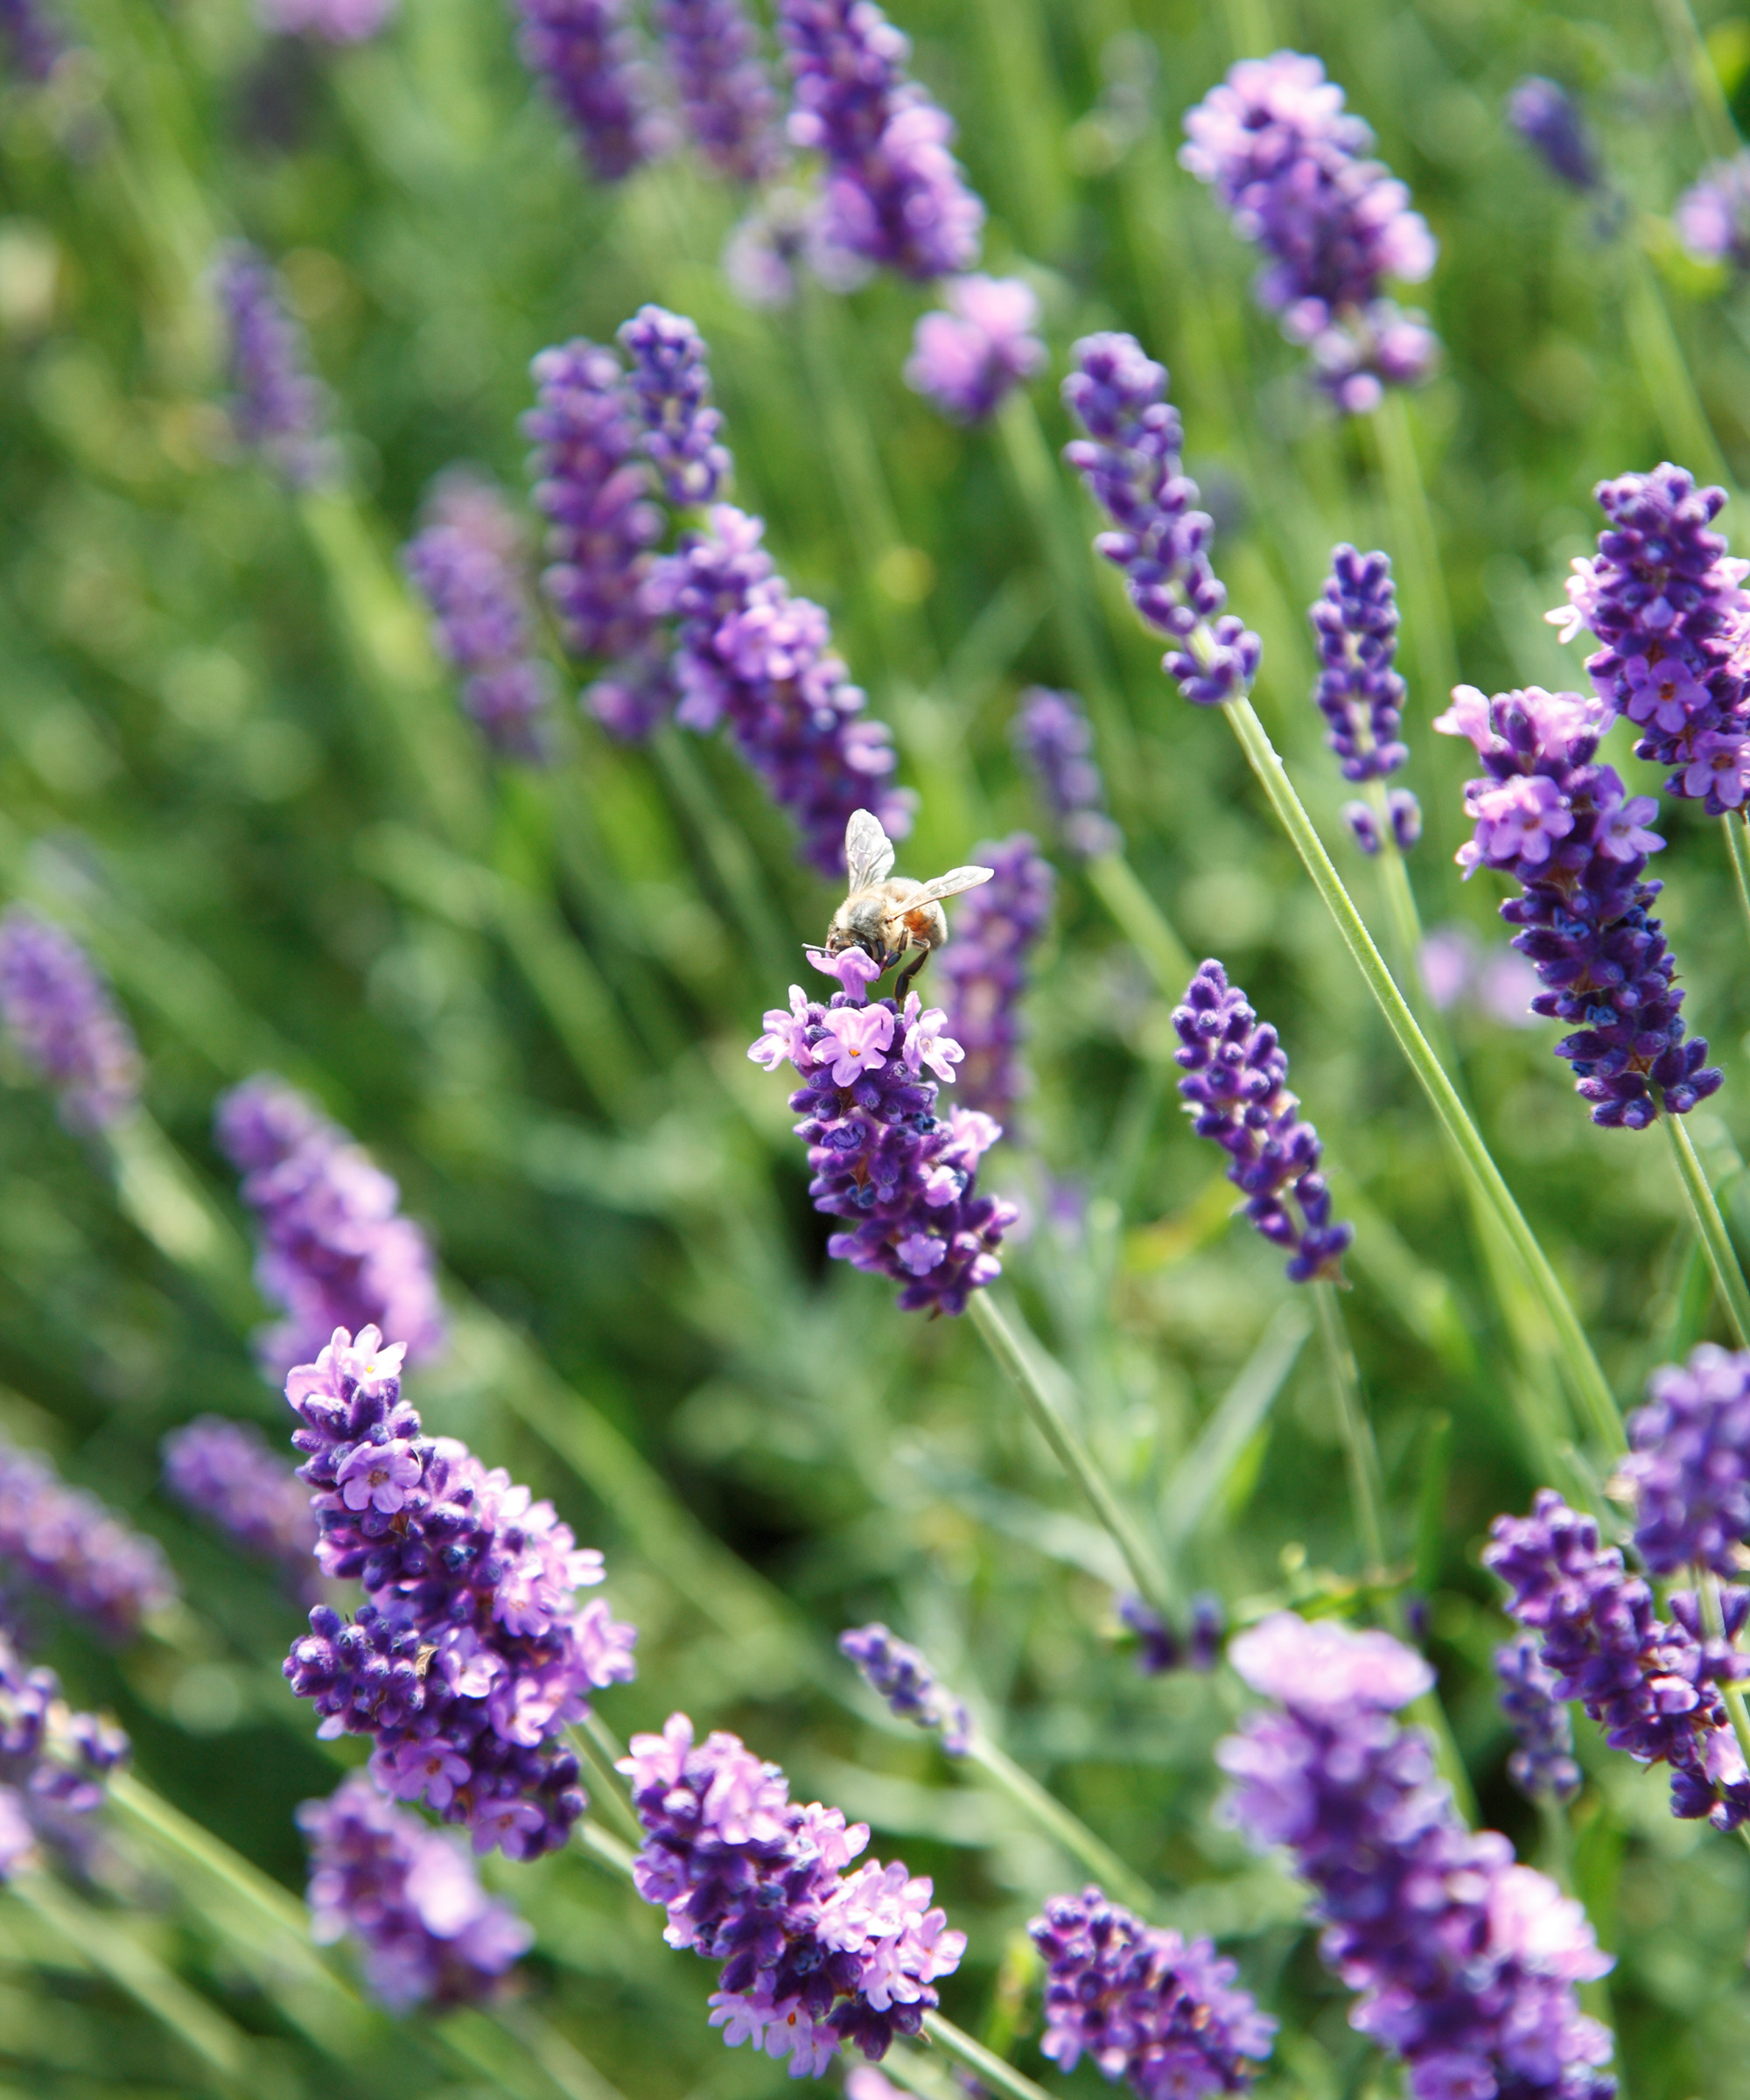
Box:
[4, 0, 1750, 2092]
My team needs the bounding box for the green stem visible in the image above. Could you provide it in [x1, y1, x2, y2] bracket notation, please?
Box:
[1662, 1116, 1750, 1348]
[1368, 391, 1459, 714]
[1722, 811, 1750, 960]
[962, 1736, 1157, 1915]
[1222, 696, 1621, 1452]
[1082, 851, 1194, 996]
[968, 1292, 1171, 1620]
[567, 1726, 644, 1846]
[648, 726, 792, 983]
[1312, 1281, 1387, 1577]
[920, 2012, 1054, 2100]
[1622, 245, 1732, 485]
[1653, 0, 1742, 162]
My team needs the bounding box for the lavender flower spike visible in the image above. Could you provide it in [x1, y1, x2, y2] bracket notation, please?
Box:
[749, 948, 1016, 1312]
[1118, 1592, 1224, 1677]
[1486, 1489, 1750, 1831]
[213, 244, 332, 486]
[1310, 546, 1410, 781]
[1221, 1612, 1614, 2100]
[217, 1075, 447, 1381]
[1172, 961, 1352, 1284]
[0, 1625, 130, 1882]
[1435, 682, 1720, 1127]
[654, 0, 784, 183]
[937, 835, 1053, 1124]
[777, 0, 984, 281]
[0, 1439, 177, 1639]
[0, 0, 62, 80]
[1621, 1342, 1750, 1578]
[621, 1712, 965, 2072]
[163, 1416, 321, 1599]
[283, 1326, 636, 1858]
[1062, 334, 1260, 707]
[618, 305, 732, 506]
[1012, 687, 1122, 858]
[1028, 1886, 1275, 2099]
[905, 276, 1046, 425]
[301, 1775, 533, 2010]
[1507, 78, 1604, 193]
[0, 908, 141, 1133]
[402, 471, 554, 760]
[1676, 153, 1750, 273]
[1495, 1634, 1581, 1802]
[512, 0, 667, 182]
[1180, 52, 1438, 413]
[839, 1624, 971, 1754]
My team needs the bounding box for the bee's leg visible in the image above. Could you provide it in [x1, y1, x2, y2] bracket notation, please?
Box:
[894, 947, 930, 999]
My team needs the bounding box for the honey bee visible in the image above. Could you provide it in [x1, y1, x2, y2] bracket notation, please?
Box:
[825, 808, 994, 996]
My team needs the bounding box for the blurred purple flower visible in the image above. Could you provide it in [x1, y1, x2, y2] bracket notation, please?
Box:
[0, 1439, 176, 1639]
[0, 908, 140, 1133]
[655, 0, 784, 182]
[937, 834, 1053, 1124]
[1118, 1592, 1224, 1676]
[1507, 77, 1603, 192]
[512, 0, 668, 180]
[163, 1416, 321, 1600]
[1013, 686, 1122, 858]
[257, 0, 395, 42]
[0, 1625, 129, 1882]
[1340, 789, 1419, 856]
[213, 244, 334, 486]
[1622, 1342, 1750, 1578]
[1676, 153, 1750, 271]
[904, 276, 1046, 424]
[1495, 1634, 1581, 1802]
[619, 304, 732, 506]
[839, 1623, 971, 1754]
[0, 0, 60, 79]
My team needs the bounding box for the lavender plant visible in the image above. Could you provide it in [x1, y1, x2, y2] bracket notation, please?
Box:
[0, 909, 140, 1133]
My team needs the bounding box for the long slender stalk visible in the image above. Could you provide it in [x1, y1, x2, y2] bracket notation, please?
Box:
[1653, 0, 1742, 163]
[920, 2012, 1054, 2100]
[1661, 1115, 1750, 1348]
[1622, 245, 1732, 486]
[968, 1291, 1171, 1619]
[1312, 1281, 1387, 1576]
[1368, 391, 1459, 714]
[1722, 811, 1750, 957]
[962, 1735, 1157, 1915]
[1222, 696, 1621, 1452]
[1083, 850, 1194, 994]
[568, 1725, 645, 1845]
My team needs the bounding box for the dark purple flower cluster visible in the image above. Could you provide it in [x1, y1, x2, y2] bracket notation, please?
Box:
[750, 949, 1015, 1312]
[282, 1326, 636, 1858]
[213, 244, 332, 486]
[776, 0, 984, 281]
[0, 1439, 176, 1639]
[402, 471, 553, 760]
[162, 1416, 320, 1600]
[838, 1623, 971, 1754]
[1486, 1490, 1750, 1831]
[1549, 466, 1750, 811]
[904, 276, 1046, 425]
[1340, 791, 1421, 858]
[1622, 1343, 1750, 1577]
[217, 1075, 447, 1382]
[1221, 1613, 1615, 2100]
[1028, 1885, 1275, 2099]
[1676, 154, 1750, 273]
[1435, 682, 1720, 1128]
[1179, 52, 1438, 413]
[1118, 1592, 1224, 1677]
[1310, 545, 1409, 781]
[1012, 687, 1122, 858]
[1172, 960, 1351, 1284]
[1062, 334, 1260, 707]
[654, 0, 784, 182]
[620, 1712, 966, 2074]
[299, 1774, 533, 2011]
[1507, 78, 1603, 192]
[618, 304, 732, 507]
[512, 0, 666, 181]
[936, 835, 1053, 1124]
[1495, 1634, 1581, 1802]
[0, 1625, 129, 1881]
[0, 908, 140, 1134]
[0, 0, 60, 80]
[649, 506, 911, 873]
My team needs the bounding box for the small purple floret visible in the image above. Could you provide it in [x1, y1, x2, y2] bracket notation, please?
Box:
[618, 304, 732, 507]
[0, 909, 140, 1134]
[1507, 77, 1603, 192]
[1118, 1592, 1224, 1677]
[163, 1416, 321, 1600]
[904, 276, 1046, 424]
[213, 244, 333, 486]
[1341, 788, 1420, 856]
[1495, 1634, 1581, 1802]
[1012, 687, 1122, 858]
[839, 1624, 971, 1754]
[937, 835, 1053, 1124]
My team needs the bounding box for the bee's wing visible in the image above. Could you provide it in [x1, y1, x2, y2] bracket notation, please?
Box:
[844, 808, 896, 893]
[906, 865, 996, 908]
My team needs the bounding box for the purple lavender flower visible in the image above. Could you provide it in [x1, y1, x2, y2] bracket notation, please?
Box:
[1180, 52, 1438, 413]
[300, 1774, 531, 2010]
[213, 244, 332, 486]
[1548, 465, 1750, 811]
[257, 0, 395, 42]
[1507, 77, 1603, 192]
[0, 1625, 129, 1881]
[1676, 153, 1750, 271]
[1172, 961, 1351, 1284]
[1118, 1592, 1224, 1677]
[904, 276, 1046, 425]
[620, 1712, 966, 2072]
[283, 1326, 635, 1858]
[1221, 1612, 1615, 2099]
[749, 951, 1015, 1311]
[0, 909, 140, 1134]
[648, 506, 911, 872]
[776, 0, 984, 282]
[1340, 788, 1420, 856]
[1495, 1634, 1581, 1802]
[1622, 1343, 1750, 1578]
[839, 1623, 971, 1754]
[1486, 1490, 1750, 1830]
[1028, 1885, 1275, 2098]
[1435, 682, 1720, 1127]
[216, 1074, 447, 1382]
[163, 1416, 321, 1598]
[0, 0, 61, 80]
[402, 471, 553, 760]
[618, 304, 732, 507]
[0, 1440, 177, 1639]
[654, 0, 784, 182]
[935, 835, 1053, 1124]
[1012, 687, 1122, 858]
[1310, 545, 1409, 783]
[512, 0, 667, 181]
[1062, 335, 1260, 707]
